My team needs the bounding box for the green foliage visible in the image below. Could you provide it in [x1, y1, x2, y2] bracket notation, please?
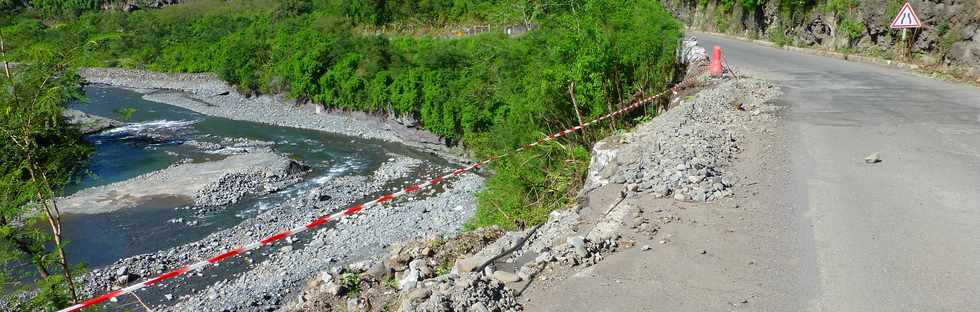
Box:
[8, 0, 681, 231]
[739, 0, 763, 12]
[768, 24, 791, 47]
[937, 23, 960, 62]
[20, 0, 102, 17]
[340, 272, 361, 298]
[839, 15, 864, 44]
[275, 0, 313, 18]
[434, 262, 452, 276]
[777, 0, 816, 23]
[340, 0, 527, 27]
[884, 0, 904, 24]
[823, 0, 855, 15]
[382, 275, 399, 289]
[720, 0, 736, 12]
[0, 28, 95, 309]
[822, 0, 862, 48]
[714, 8, 730, 33]
[113, 107, 138, 121]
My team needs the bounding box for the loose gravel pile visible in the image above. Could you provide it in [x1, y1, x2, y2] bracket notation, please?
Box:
[193, 159, 309, 207]
[80, 155, 483, 311]
[589, 78, 781, 202]
[165, 174, 484, 311]
[79, 68, 230, 96]
[412, 273, 522, 312]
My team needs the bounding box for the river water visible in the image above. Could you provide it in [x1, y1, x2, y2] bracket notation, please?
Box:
[61, 85, 442, 270]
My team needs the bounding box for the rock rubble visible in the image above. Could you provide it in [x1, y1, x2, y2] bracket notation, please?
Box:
[586, 78, 780, 202]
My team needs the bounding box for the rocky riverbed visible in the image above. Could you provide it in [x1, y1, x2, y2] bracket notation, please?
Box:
[80, 155, 483, 311]
[56, 148, 309, 214]
[79, 68, 464, 163]
[63, 68, 487, 311]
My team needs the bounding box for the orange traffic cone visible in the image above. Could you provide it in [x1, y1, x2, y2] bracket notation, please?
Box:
[710, 45, 723, 77]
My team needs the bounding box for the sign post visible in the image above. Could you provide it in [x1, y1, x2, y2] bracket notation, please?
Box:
[890, 2, 922, 56]
[890, 2, 922, 31]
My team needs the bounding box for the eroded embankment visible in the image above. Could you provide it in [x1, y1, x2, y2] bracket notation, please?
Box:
[279, 74, 784, 311]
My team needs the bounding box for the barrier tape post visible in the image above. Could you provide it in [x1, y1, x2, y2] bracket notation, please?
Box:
[60, 75, 702, 312]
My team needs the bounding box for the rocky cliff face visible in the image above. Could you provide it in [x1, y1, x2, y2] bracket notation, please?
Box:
[662, 0, 979, 77]
[101, 0, 183, 12]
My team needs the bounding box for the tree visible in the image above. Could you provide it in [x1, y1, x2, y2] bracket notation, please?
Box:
[0, 28, 93, 310]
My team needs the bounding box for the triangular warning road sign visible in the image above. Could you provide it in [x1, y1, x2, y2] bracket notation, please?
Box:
[890, 2, 922, 29]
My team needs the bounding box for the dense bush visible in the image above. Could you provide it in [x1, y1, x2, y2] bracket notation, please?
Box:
[5, 0, 682, 230]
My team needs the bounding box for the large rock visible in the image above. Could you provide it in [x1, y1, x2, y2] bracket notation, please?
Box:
[452, 255, 494, 274]
[491, 271, 522, 283]
[63, 109, 122, 134]
[947, 41, 980, 76]
[398, 264, 420, 291]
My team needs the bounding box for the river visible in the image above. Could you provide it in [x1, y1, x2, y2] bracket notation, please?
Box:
[61, 85, 446, 270]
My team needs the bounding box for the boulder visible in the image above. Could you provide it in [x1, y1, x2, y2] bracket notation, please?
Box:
[452, 256, 488, 274]
[491, 271, 522, 283]
[399, 260, 421, 291]
[568, 236, 588, 258]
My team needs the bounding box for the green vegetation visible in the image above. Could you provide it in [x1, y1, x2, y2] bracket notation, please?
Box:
[113, 107, 138, 121]
[696, 0, 874, 49]
[339, 272, 362, 298]
[739, 0, 763, 12]
[777, 0, 816, 23]
[714, 7, 731, 33]
[822, 0, 854, 16]
[838, 16, 864, 45]
[695, 0, 818, 31]
[937, 22, 960, 63]
[0, 28, 98, 310]
[4, 0, 682, 232]
[822, 0, 862, 48]
[0, 0, 103, 18]
[768, 24, 791, 47]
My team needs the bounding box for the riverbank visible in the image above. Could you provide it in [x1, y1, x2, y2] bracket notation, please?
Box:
[79, 154, 484, 311]
[78, 68, 468, 164]
[56, 148, 308, 215]
[61, 70, 488, 311]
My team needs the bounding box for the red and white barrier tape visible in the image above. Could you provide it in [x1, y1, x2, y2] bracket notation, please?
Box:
[60, 83, 681, 312]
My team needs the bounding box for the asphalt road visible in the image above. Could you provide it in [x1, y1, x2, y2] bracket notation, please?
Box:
[698, 32, 980, 311]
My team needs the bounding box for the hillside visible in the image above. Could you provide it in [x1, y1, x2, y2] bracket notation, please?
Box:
[662, 0, 980, 78]
[1, 1, 686, 310]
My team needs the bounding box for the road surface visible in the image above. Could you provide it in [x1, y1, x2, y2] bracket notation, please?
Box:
[699, 32, 980, 311]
